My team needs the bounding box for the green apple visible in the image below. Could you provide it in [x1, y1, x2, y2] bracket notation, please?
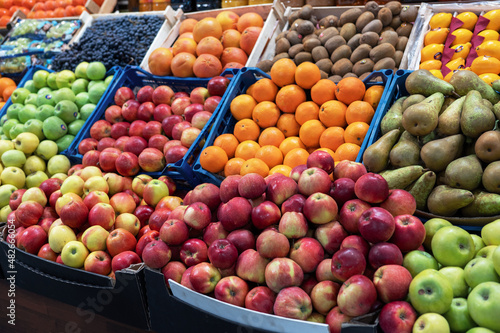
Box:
[61, 241, 89, 268]
[51, 173, 68, 181]
[14, 132, 40, 154]
[409, 269, 453, 314]
[26, 170, 48, 188]
[71, 78, 89, 95]
[10, 88, 31, 104]
[424, 218, 453, 251]
[36, 92, 56, 107]
[443, 298, 477, 332]
[1, 149, 26, 167]
[75, 92, 90, 109]
[55, 70, 76, 89]
[0, 205, 12, 222]
[47, 72, 58, 90]
[24, 93, 38, 106]
[60, 175, 84, 196]
[482, 219, 500, 245]
[36, 140, 58, 160]
[54, 100, 78, 124]
[33, 70, 50, 89]
[81, 225, 109, 252]
[464, 258, 500, 289]
[21, 187, 47, 206]
[49, 225, 76, 253]
[38, 87, 52, 96]
[439, 266, 469, 298]
[23, 155, 46, 174]
[467, 282, 500, 331]
[88, 82, 107, 104]
[9, 124, 25, 140]
[6, 103, 23, 120]
[0, 184, 17, 207]
[80, 103, 96, 121]
[477, 245, 498, 259]
[68, 119, 85, 136]
[36, 104, 55, 121]
[466, 328, 495, 333]
[104, 75, 113, 86]
[0, 139, 14, 158]
[2, 119, 19, 139]
[1, 115, 8, 125]
[47, 154, 70, 175]
[471, 234, 485, 255]
[493, 246, 500, 276]
[56, 134, 74, 153]
[75, 62, 89, 79]
[53, 87, 76, 104]
[413, 313, 450, 333]
[403, 250, 440, 277]
[143, 179, 169, 206]
[86, 62, 106, 81]
[1, 167, 25, 189]
[23, 79, 37, 93]
[42, 116, 67, 141]
[432, 226, 475, 268]
[18, 104, 37, 123]
[23, 119, 45, 141]
[88, 80, 103, 91]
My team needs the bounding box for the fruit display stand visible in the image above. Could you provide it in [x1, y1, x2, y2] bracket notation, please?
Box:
[192, 67, 393, 186]
[139, 0, 286, 74]
[68, 65, 239, 188]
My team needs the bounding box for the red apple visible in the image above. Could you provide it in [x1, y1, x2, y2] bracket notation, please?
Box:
[110, 122, 130, 140]
[123, 136, 148, 156]
[289, 237, 324, 273]
[278, 211, 308, 239]
[106, 228, 137, 257]
[136, 230, 160, 258]
[214, 276, 249, 307]
[311, 280, 340, 315]
[235, 249, 269, 284]
[379, 301, 417, 333]
[184, 103, 204, 122]
[114, 152, 140, 177]
[59, 198, 89, 229]
[316, 258, 335, 281]
[191, 110, 213, 130]
[338, 199, 372, 234]
[289, 164, 307, 183]
[134, 205, 154, 228]
[226, 229, 255, 253]
[380, 189, 417, 216]
[38, 243, 57, 261]
[330, 178, 356, 208]
[142, 240, 172, 269]
[354, 173, 389, 203]
[307, 150, 335, 174]
[17, 225, 47, 254]
[303, 192, 338, 225]
[9, 189, 26, 210]
[326, 306, 353, 333]
[190, 87, 210, 104]
[109, 192, 136, 214]
[340, 235, 370, 257]
[82, 150, 101, 167]
[148, 134, 169, 151]
[281, 193, 306, 214]
[314, 221, 348, 255]
[78, 138, 99, 155]
[202, 222, 229, 247]
[389, 214, 426, 253]
[138, 148, 165, 172]
[171, 97, 191, 116]
[219, 175, 241, 203]
[152, 85, 175, 105]
[273, 286, 312, 320]
[137, 85, 153, 103]
[15, 201, 44, 228]
[171, 121, 191, 141]
[161, 261, 186, 287]
[111, 250, 141, 272]
[180, 266, 195, 290]
[266, 175, 298, 206]
[160, 218, 189, 246]
[90, 120, 112, 140]
[161, 115, 183, 138]
[105, 105, 124, 124]
[39, 178, 63, 199]
[129, 119, 147, 137]
[164, 144, 188, 164]
[331, 247, 366, 282]
[189, 262, 221, 294]
[148, 208, 171, 232]
[333, 160, 367, 182]
[245, 286, 276, 314]
[337, 274, 377, 317]
[180, 238, 208, 267]
[264, 257, 304, 293]
[84, 250, 112, 275]
[115, 87, 135, 106]
[137, 101, 155, 121]
[256, 228, 290, 259]
[251, 200, 281, 230]
[207, 239, 238, 269]
[153, 104, 172, 122]
[99, 147, 120, 172]
[238, 172, 267, 199]
[374, 265, 412, 303]
[358, 207, 395, 243]
[368, 242, 403, 269]
[38, 218, 56, 234]
[143, 121, 163, 140]
[207, 76, 230, 96]
[98, 138, 117, 152]
[203, 96, 221, 113]
[298, 167, 332, 196]
[218, 197, 252, 231]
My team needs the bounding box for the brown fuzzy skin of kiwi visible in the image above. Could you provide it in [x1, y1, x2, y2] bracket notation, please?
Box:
[297, 21, 315, 37]
[370, 43, 396, 63]
[362, 20, 383, 34]
[378, 8, 393, 27]
[396, 36, 408, 51]
[294, 52, 313, 65]
[359, 72, 372, 81]
[382, 27, 396, 33]
[351, 44, 373, 64]
[288, 44, 305, 58]
[325, 35, 347, 55]
[340, 23, 357, 42]
[360, 32, 380, 47]
[312, 46, 329, 62]
[394, 50, 403, 67]
[316, 58, 333, 74]
[329, 75, 343, 82]
[298, 4, 313, 20]
[339, 8, 363, 26]
[275, 38, 291, 55]
[396, 23, 413, 37]
[304, 38, 322, 52]
[330, 45, 353, 64]
[275, 31, 286, 42]
[374, 57, 396, 71]
[400, 5, 418, 23]
[390, 15, 402, 30]
[320, 70, 329, 79]
[287, 11, 300, 26]
[379, 30, 399, 47]
[365, 1, 380, 16]
[273, 53, 291, 63]
[302, 34, 318, 44]
[352, 58, 375, 77]
[348, 34, 362, 50]
[332, 58, 353, 76]
[318, 15, 339, 29]
[290, 19, 304, 31]
[319, 27, 340, 45]
[257, 60, 273, 73]
[356, 11, 376, 33]
[287, 30, 303, 45]
[385, 1, 402, 15]
[343, 72, 358, 79]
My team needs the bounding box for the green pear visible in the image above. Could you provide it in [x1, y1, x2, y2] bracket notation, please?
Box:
[389, 130, 421, 167]
[407, 170, 437, 211]
[362, 129, 401, 173]
[379, 165, 426, 189]
[461, 90, 496, 138]
[461, 191, 500, 217]
[380, 96, 407, 135]
[437, 96, 465, 136]
[451, 70, 500, 104]
[444, 155, 483, 191]
[405, 69, 455, 96]
[427, 185, 474, 216]
[402, 92, 444, 136]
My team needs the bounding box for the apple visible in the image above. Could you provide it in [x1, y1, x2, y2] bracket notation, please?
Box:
[152, 85, 174, 105]
[98, 137, 117, 151]
[245, 286, 276, 314]
[464, 258, 500, 289]
[203, 96, 221, 113]
[226, 229, 255, 253]
[273, 287, 312, 320]
[338, 199, 372, 234]
[380, 189, 417, 216]
[137, 102, 155, 121]
[39, 178, 63, 199]
[38, 243, 57, 261]
[403, 250, 440, 278]
[9, 189, 27, 211]
[171, 97, 191, 116]
[314, 221, 348, 255]
[413, 313, 450, 333]
[315, 259, 334, 281]
[389, 214, 426, 253]
[264, 257, 304, 293]
[114, 213, 140, 236]
[189, 262, 221, 294]
[303, 192, 338, 225]
[148, 134, 169, 151]
[131, 174, 152, 197]
[207, 76, 230, 96]
[471, 234, 485, 256]
[281, 193, 306, 214]
[149, 208, 172, 232]
[142, 240, 172, 269]
[373, 265, 412, 303]
[180, 238, 208, 267]
[161, 261, 186, 287]
[337, 274, 377, 317]
[17, 225, 47, 254]
[333, 160, 367, 182]
[325, 306, 352, 333]
[136, 230, 160, 258]
[467, 281, 500, 331]
[238, 172, 267, 199]
[493, 246, 500, 275]
[289, 237, 324, 273]
[481, 219, 500, 246]
[208, 239, 238, 269]
[160, 219, 189, 246]
[183, 202, 212, 230]
[79, 138, 99, 154]
[162, 115, 184, 138]
[82, 150, 101, 167]
[106, 228, 137, 257]
[423, 218, 453, 250]
[256, 228, 290, 259]
[168, 205, 186, 221]
[143, 179, 169, 207]
[354, 172, 389, 203]
[153, 104, 172, 122]
[251, 200, 281, 230]
[218, 197, 252, 231]
[128, 120, 147, 137]
[330, 178, 356, 208]
[439, 266, 469, 298]
[331, 247, 366, 282]
[105, 105, 124, 124]
[61, 241, 89, 268]
[369, 242, 403, 269]
[38, 218, 56, 234]
[183, 104, 204, 123]
[16, 201, 44, 228]
[378, 301, 417, 333]
[266, 175, 298, 206]
[235, 249, 269, 284]
[180, 266, 195, 290]
[189, 183, 221, 210]
[191, 110, 213, 130]
[111, 250, 141, 272]
[432, 226, 475, 267]
[310, 280, 340, 315]
[134, 205, 154, 228]
[307, 150, 335, 174]
[219, 175, 241, 203]
[214, 276, 249, 307]
[278, 211, 308, 239]
[59, 198, 89, 229]
[409, 269, 453, 314]
[84, 250, 112, 275]
[289, 164, 307, 183]
[298, 167, 332, 196]
[114, 87, 135, 106]
[358, 207, 395, 244]
[443, 297, 477, 333]
[340, 235, 370, 257]
[81, 225, 109, 252]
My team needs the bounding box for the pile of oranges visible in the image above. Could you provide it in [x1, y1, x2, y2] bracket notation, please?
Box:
[198, 60, 384, 179]
[0, 76, 17, 110]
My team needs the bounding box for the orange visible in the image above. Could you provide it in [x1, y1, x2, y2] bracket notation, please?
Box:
[233, 118, 260, 142]
[258, 127, 285, 147]
[295, 61, 321, 89]
[277, 113, 300, 137]
[345, 101, 375, 125]
[255, 145, 283, 169]
[334, 143, 361, 162]
[319, 100, 347, 128]
[270, 58, 296, 87]
[240, 158, 269, 177]
[275, 84, 306, 113]
[230, 94, 257, 120]
[344, 122, 370, 146]
[283, 147, 309, 169]
[311, 79, 336, 105]
[234, 140, 260, 160]
[199, 146, 228, 173]
[279, 136, 305, 156]
[250, 78, 278, 102]
[224, 157, 245, 176]
[319, 126, 345, 151]
[335, 77, 366, 105]
[362, 85, 384, 110]
[0, 77, 15, 97]
[295, 101, 319, 126]
[299, 119, 326, 148]
[213, 133, 239, 158]
[252, 101, 280, 128]
[269, 164, 292, 177]
[2, 85, 16, 101]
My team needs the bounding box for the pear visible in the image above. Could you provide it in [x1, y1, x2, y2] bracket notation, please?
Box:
[483, 99, 494, 110]
[389, 131, 421, 167]
[362, 129, 400, 173]
[402, 94, 425, 112]
[402, 92, 444, 136]
[420, 134, 465, 172]
[380, 96, 407, 135]
[444, 155, 483, 191]
[427, 185, 474, 216]
[407, 170, 436, 211]
[379, 165, 425, 189]
[493, 102, 500, 121]
[461, 191, 500, 217]
[482, 161, 500, 194]
[436, 96, 465, 136]
[475, 129, 500, 163]
[451, 70, 500, 104]
[419, 130, 437, 146]
[461, 90, 496, 138]
[405, 69, 455, 96]
[492, 79, 500, 92]
[440, 97, 457, 115]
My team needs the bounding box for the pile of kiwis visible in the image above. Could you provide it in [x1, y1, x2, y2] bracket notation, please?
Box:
[256, 1, 418, 81]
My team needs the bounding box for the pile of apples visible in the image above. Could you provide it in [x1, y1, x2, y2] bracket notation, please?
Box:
[77, 75, 230, 177]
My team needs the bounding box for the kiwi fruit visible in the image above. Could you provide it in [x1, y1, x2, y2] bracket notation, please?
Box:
[339, 8, 363, 26]
[396, 23, 413, 37]
[273, 53, 290, 63]
[340, 23, 357, 42]
[325, 35, 347, 55]
[351, 44, 372, 64]
[318, 15, 339, 29]
[379, 30, 399, 47]
[370, 43, 396, 63]
[329, 75, 343, 82]
[359, 72, 372, 81]
[396, 36, 408, 51]
[353, 58, 375, 77]
[256, 60, 273, 73]
[302, 34, 317, 44]
[275, 31, 286, 42]
[374, 57, 396, 71]
[275, 38, 291, 55]
[312, 46, 329, 62]
[365, 1, 380, 16]
[315, 28, 325, 36]
[320, 70, 329, 79]
[310, 16, 318, 27]
[390, 15, 402, 30]
[319, 27, 340, 45]
[394, 50, 403, 67]
[381, 27, 395, 33]
[287, 11, 300, 26]
[332, 58, 354, 77]
[356, 11, 375, 32]
[378, 8, 393, 27]
[400, 5, 418, 23]
[288, 44, 305, 58]
[297, 21, 315, 37]
[304, 38, 322, 52]
[291, 19, 305, 31]
[294, 52, 313, 65]
[348, 34, 362, 50]
[316, 58, 333, 74]
[331, 45, 352, 64]
[287, 30, 303, 45]
[343, 72, 358, 79]
[385, 1, 402, 15]
[362, 20, 383, 34]
[298, 4, 313, 20]
[360, 31, 380, 47]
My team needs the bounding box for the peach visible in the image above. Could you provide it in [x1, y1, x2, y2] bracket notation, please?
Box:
[193, 54, 223, 78]
[237, 12, 264, 32]
[179, 18, 198, 35]
[216, 10, 239, 31]
[171, 52, 196, 77]
[196, 36, 223, 58]
[221, 47, 248, 67]
[148, 48, 172, 76]
[240, 26, 262, 56]
[192, 17, 223, 43]
[222, 29, 241, 49]
[172, 38, 197, 56]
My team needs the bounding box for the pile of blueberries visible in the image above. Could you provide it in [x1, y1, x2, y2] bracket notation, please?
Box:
[51, 15, 164, 71]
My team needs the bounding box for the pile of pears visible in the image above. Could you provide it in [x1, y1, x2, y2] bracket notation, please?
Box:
[363, 69, 500, 218]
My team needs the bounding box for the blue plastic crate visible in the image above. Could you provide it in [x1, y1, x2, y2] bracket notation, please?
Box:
[192, 67, 394, 186]
[69, 66, 239, 188]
